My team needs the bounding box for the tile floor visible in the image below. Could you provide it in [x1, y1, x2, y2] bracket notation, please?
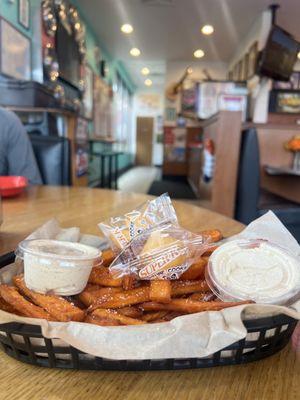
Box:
[118, 166, 212, 210]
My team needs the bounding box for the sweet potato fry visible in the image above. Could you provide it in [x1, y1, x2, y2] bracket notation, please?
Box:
[141, 299, 252, 314]
[171, 280, 210, 296]
[188, 292, 216, 301]
[78, 286, 122, 306]
[150, 280, 171, 303]
[122, 275, 136, 290]
[84, 284, 102, 292]
[13, 275, 85, 322]
[89, 286, 150, 311]
[88, 266, 123, 287]
[0, 285, 53, 320]
[85, 314, 120, 326]
[154, 311, 183, 322]
[116, 306, 143, 318]
[141, 310, 169, 322]
[179, 258, 207, 280]
[101, 248, 115, 267]
[202, 246, 218, 257]
[91, 309, 146, 325]
[0, 294, 23, 315]
[200, 229, 223, 243]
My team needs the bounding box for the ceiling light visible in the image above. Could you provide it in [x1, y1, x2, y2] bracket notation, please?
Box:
[187, 67, 193, 74]
[141, 67, 150, 75]
[193, 49, 205, 58]
[121, 24, 133, 34]
[298, 51, 300, 59]
[201, 25, 214, 35]
[130, 47, 141, 57]
[144, 79, 152, 86]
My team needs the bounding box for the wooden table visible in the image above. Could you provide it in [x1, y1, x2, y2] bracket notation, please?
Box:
[0, 186, 298, 400]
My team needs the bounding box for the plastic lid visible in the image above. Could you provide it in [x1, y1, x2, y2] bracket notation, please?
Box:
[17, 239, 101, 261]
[206, 239, 300, 305]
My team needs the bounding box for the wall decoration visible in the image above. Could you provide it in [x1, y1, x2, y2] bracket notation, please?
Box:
[243, 53, 249, 80]
[237, 60, 243, 81]
[75, 144, 89, 177]
[0, 18, 31, 80]
[164, 127, 187, 162]
[42, 0, 57, 37]
[276, 92, 300, 113]
[82, 64, 94, 120]
[19, 0, 30, 29]
[75, 117, 89, 141]
[248, 41, 258, 78]
[165, 107, 177, 121]
[93, 74, 112, 137]
[232, 63, 239, 81]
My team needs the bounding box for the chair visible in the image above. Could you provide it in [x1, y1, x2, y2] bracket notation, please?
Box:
[28, 133, 71, 185]
[235, 128, 300, 242]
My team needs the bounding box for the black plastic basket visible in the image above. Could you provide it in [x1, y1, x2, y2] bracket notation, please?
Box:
[0, 252, 297, 371]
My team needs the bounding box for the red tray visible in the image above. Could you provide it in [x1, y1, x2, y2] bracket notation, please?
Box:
[0, 176, 28, 198]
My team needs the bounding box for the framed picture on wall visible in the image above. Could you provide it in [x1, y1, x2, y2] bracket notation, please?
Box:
[232, 63, 238, 81]
[19, 0, 30, 30]
[248, 41, 258, 78]
[82, 64, 94, 120]
[243, 53, 249, 80]
[0, 18, 31, 80]
[236, 60, 242, 81]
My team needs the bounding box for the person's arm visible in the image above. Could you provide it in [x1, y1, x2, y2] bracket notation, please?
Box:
[4, 110, 42, 185]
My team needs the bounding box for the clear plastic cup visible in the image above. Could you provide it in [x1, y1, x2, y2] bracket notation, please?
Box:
[206, 239, 300, 305]
[17, 239, 102, 296]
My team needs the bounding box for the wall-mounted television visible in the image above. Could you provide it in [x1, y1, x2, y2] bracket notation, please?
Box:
[55, 23, 80, 88]
[257, 25, 299, 81]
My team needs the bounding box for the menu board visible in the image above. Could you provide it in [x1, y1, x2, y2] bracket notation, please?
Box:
[93, 75, 112, 138]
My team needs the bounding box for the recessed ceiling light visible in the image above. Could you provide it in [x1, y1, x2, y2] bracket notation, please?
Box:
[201, 25, 214, 35]
[187, 67, 193, 74]
[121, 24, 133, 34]
[194, 49, 205, 58]
[298, 51, 300, 59]
[130, 47, 141, 57]
[141, 67, 150, 75]
[144, 79, 152, 86]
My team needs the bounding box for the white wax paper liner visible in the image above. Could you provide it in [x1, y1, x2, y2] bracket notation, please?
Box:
[0, 211, 299, 360]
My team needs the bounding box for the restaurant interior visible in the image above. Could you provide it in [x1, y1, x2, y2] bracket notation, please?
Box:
[0, 1, 299, 399]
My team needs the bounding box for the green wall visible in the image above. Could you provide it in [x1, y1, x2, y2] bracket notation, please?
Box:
[0, 0, 35, 37]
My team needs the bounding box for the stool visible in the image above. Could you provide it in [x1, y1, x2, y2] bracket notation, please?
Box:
[91, 151, 123, 189]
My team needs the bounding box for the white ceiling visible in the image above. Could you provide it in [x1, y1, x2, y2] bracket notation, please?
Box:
[78, 0, 300, 89]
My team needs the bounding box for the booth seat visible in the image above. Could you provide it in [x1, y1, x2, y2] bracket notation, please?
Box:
[29, 133, 71, 186]
[235, 128, 300, 242]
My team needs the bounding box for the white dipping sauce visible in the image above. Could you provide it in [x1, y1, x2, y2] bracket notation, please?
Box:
[208, 240, 300, 304]
[19, 239, 101, 296]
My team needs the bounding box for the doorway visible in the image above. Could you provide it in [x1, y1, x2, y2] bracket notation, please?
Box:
[136, 117, 154, 165]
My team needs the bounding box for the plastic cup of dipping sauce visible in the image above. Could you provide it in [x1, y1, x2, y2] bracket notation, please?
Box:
[206, 239, 300, 305]
[17, 239, 102, 296]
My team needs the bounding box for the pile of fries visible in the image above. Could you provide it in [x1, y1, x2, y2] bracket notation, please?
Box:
[0, 229, 250, 326]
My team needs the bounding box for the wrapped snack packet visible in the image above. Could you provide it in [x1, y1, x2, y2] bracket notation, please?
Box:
[99, 194, 178, 255]
[109, 223, 211, 280]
